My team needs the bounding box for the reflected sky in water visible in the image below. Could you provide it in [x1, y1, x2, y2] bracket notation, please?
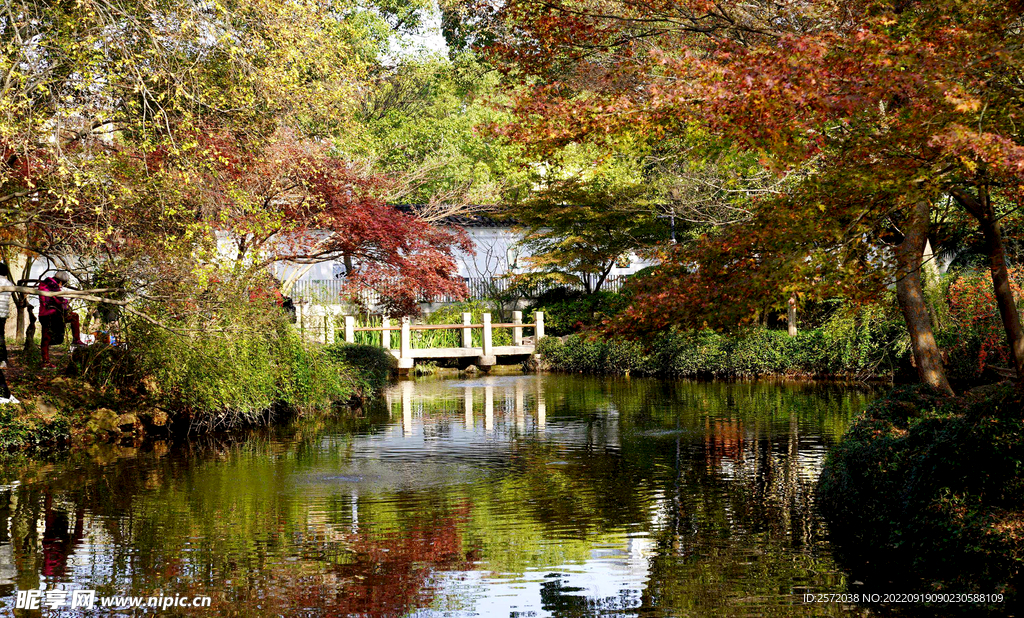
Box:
[1, 374, 876, 617]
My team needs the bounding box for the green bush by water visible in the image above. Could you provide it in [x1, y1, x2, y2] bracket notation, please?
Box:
[0, 404, 70, 449]
[539, 305, 909, 379]
[817, 385, 1024, 609]
[527, 290, 626, 337]
[124, 300, 358, 429]
[322, 344, 395, 395]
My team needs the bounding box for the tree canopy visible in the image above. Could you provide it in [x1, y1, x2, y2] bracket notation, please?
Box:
[0, 0, 477, 320]
[468, 0, 1024, 390]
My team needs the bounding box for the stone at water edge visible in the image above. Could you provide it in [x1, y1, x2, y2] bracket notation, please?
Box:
[143, 407, 169, 427]
[116, 413, 140, 433]
[86, 408, 120, 435]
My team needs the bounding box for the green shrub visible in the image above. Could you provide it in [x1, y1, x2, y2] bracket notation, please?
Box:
[728, 329, 793, 376]
[818, 385, 1024, 607]
[0, 402, 71, 448]
[605, 338, 648, 375]
[539, 315, 909, 380]
[809, 305, 907, 376]
[527, 290, 627, 336]
[323, 344, 395, 395]
[125, 299, 355, 429]
[534, 335, 563, 361]
[659, 329, 729, 377]
[539, 335, 608, 373]
[0, 416, 70, 449]
[67, 343, 135, 390]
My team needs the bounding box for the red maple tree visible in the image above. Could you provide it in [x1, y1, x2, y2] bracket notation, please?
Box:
[474, 0, 1024, 391]
[201, 130, 471, 316]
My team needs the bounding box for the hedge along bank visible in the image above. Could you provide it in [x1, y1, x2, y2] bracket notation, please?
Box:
[533, 269, 1024, 385]
[536, 314, 911, 381]
[0, 299, 395, 450]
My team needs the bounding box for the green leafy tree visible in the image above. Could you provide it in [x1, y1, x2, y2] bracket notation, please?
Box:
[512, 142, 670, 293]
[0, 0, 472, 328]
[339, 53, 530, 216]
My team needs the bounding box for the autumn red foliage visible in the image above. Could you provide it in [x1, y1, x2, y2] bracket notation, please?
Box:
[477, 0, 1024, 387]
[947, 267, 1024, 376]
[200, 130, 471, 316]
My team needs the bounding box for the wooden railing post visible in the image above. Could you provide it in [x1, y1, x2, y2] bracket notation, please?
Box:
[462, 312, 472, 348]
[535, 311, 545, 340]
[382, 317, 391, 349]
[512, 310, 523, 345]
[401, 316, 411, 360]
[482, 312, 493, 357]
[344, 315, 355, 344]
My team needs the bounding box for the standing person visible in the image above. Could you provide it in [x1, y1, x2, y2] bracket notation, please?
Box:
[39, 270, 83, 369]
[0, 264, 12, 368]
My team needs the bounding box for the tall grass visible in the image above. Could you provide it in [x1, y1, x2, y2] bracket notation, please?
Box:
[121, 299, 356, 429]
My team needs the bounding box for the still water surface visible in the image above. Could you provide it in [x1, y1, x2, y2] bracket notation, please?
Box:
[1, 375, 876, 617]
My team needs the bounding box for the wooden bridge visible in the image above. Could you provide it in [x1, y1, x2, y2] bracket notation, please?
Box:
[340, 311, 545, 374]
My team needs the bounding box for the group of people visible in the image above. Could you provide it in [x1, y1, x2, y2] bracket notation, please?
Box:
[38, 270, 84, 367]
[0, 265, 12, 401]
[0, 268, 83, 382]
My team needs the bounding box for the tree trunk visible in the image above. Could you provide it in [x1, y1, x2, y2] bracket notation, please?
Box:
[13, 255, 33, 344]
[787, 295, 798, 337]
[592, 262, 614, 294]
[24, 307, 36, 352]
[951, 187, 1024, 381]
[894, 200, 954, 396]
[14, 304, 25, 345]
[979, 213, 1024, 380]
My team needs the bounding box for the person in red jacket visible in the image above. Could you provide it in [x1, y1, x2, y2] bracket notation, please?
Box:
[39, 270, 83, 368]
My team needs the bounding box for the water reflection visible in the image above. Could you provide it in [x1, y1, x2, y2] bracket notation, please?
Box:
[0, 375, 874, 617]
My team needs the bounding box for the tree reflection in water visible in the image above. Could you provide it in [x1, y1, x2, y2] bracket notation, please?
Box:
[0, 375, 873, 617]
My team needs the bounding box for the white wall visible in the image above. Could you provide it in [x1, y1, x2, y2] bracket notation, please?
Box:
[270, 225, 659, 284]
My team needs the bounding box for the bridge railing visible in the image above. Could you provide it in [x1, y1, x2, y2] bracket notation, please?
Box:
[341, 311, 544, 372]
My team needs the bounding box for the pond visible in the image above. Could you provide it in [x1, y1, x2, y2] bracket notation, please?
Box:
[1, 374, 877, 617]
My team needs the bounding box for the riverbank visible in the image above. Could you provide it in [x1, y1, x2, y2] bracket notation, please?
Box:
[0, 341, 394, 450]
[817, 383, 1023, 612]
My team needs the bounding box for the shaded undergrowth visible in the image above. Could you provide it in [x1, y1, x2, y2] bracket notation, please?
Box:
[817, 384, 1024, 614]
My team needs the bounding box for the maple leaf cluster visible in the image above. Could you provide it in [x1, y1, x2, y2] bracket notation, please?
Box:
[468, 0, 1024, 388]
[197, 129, 472, 316]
